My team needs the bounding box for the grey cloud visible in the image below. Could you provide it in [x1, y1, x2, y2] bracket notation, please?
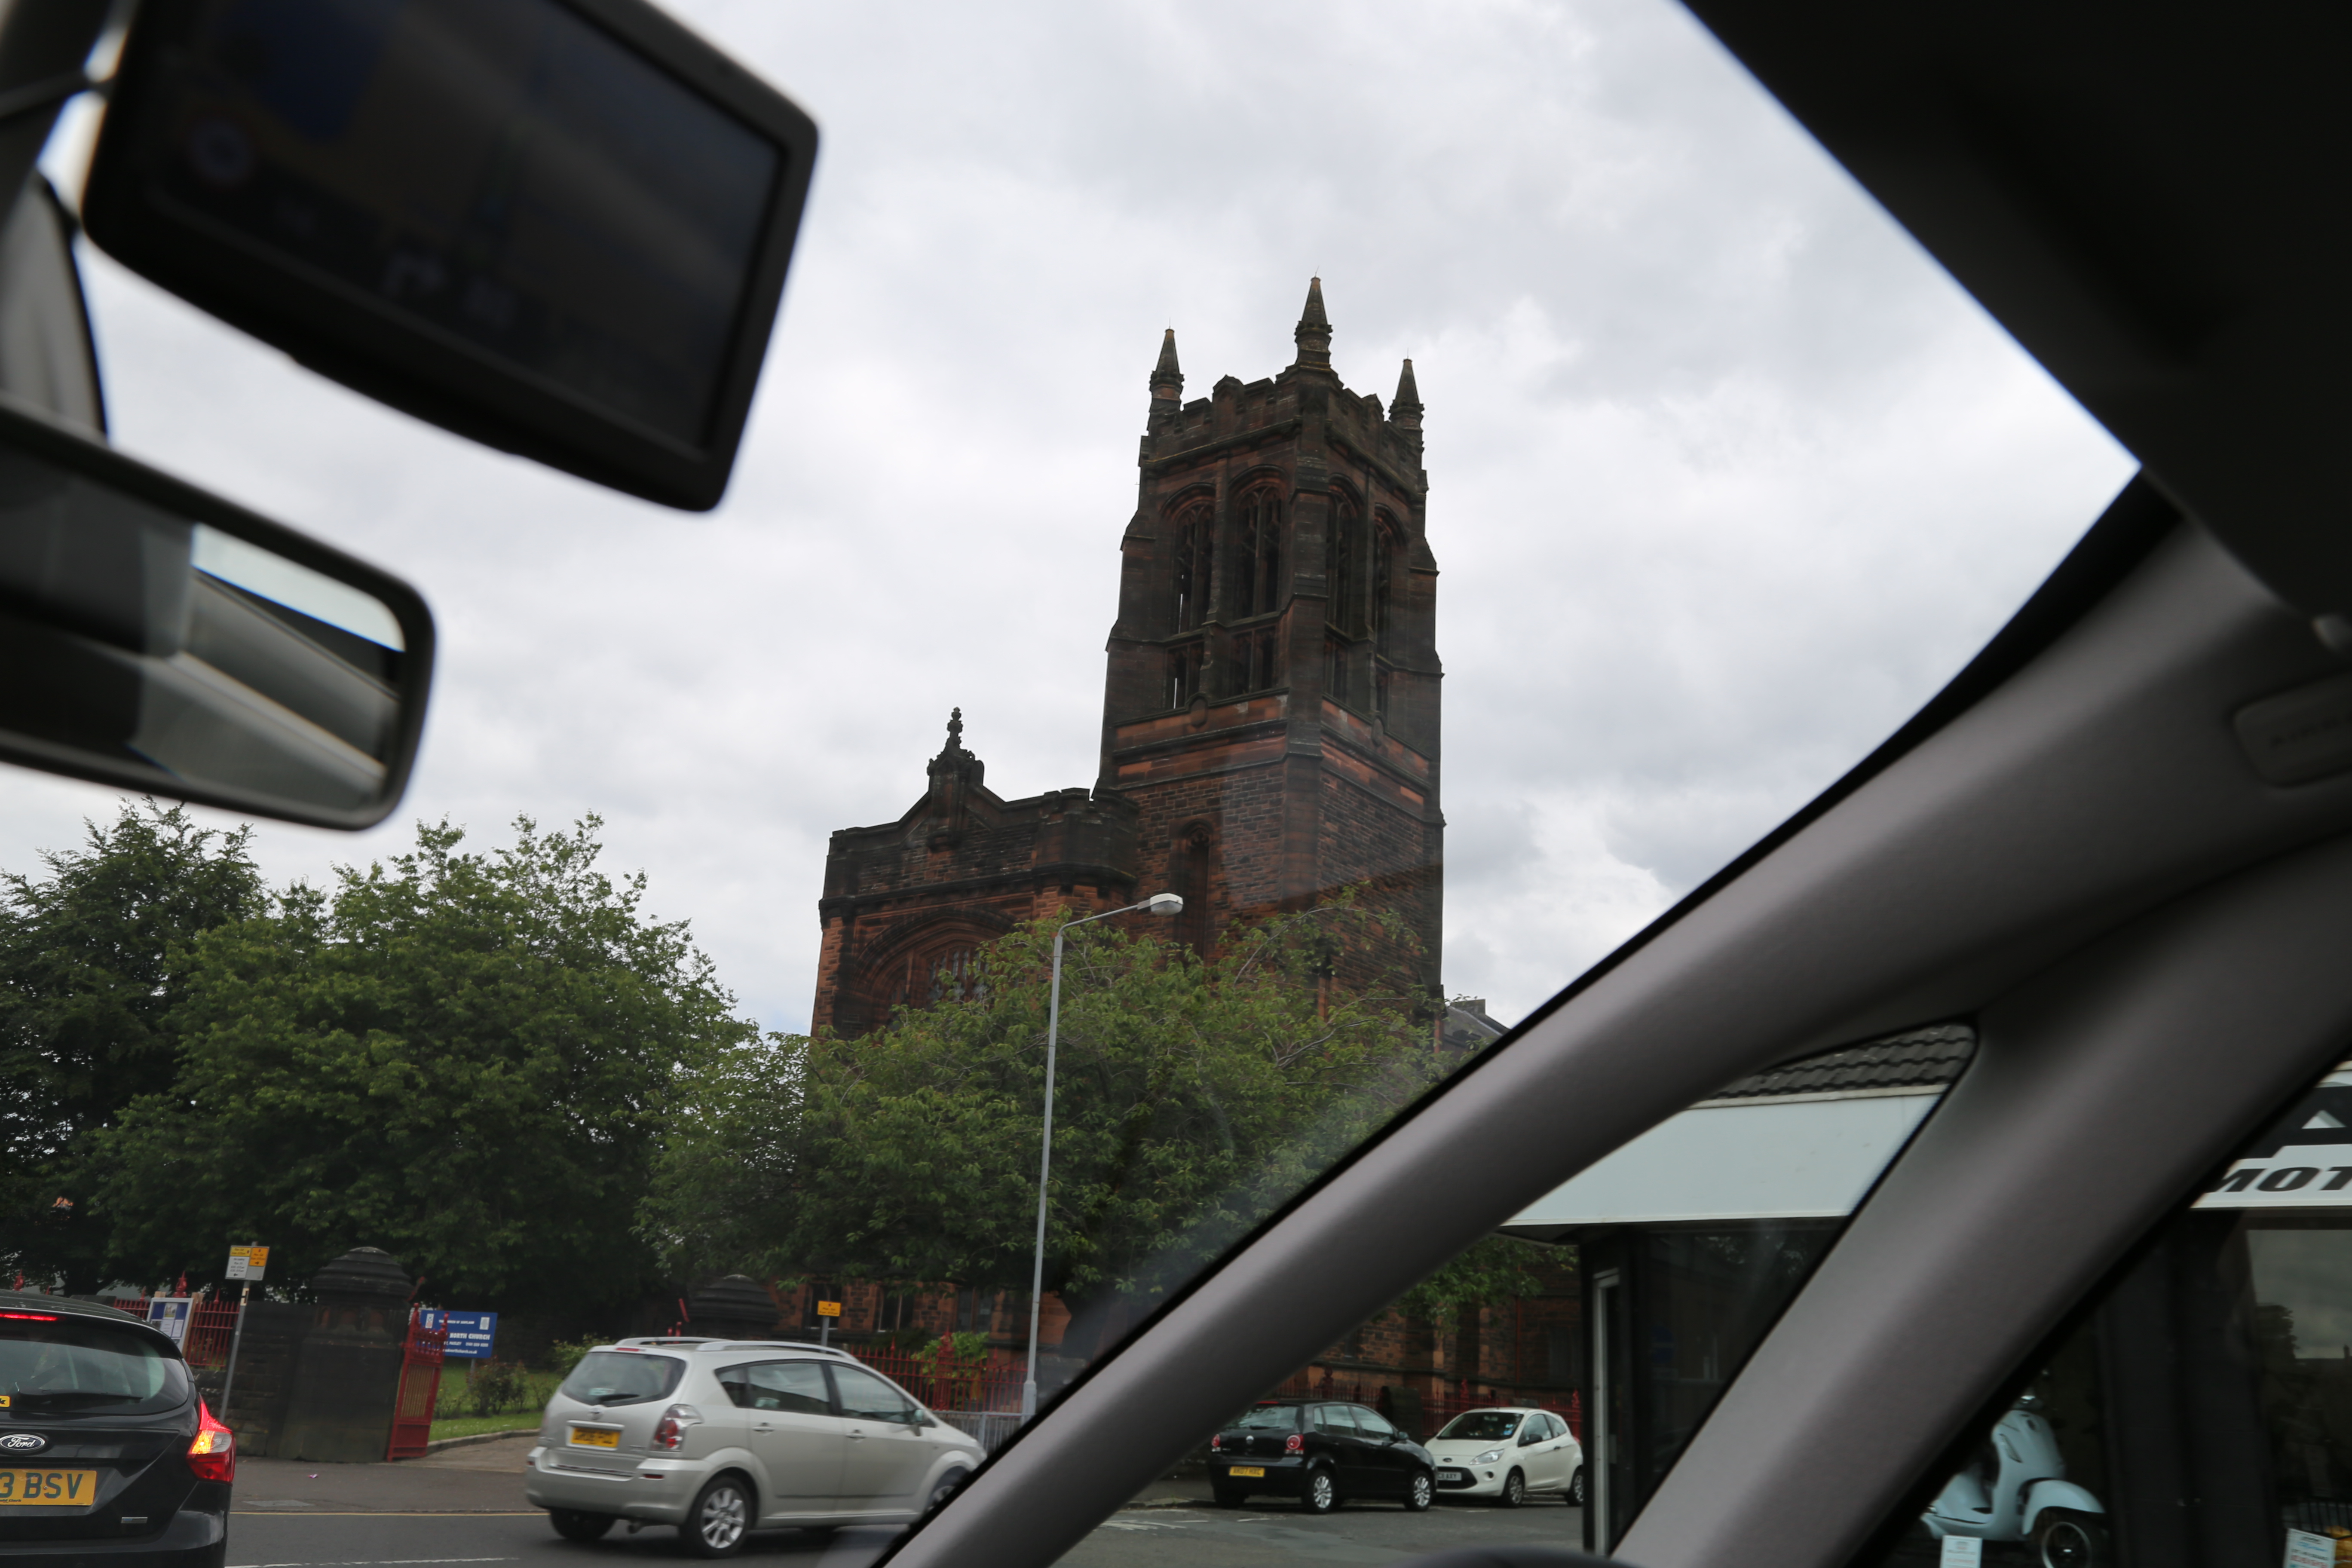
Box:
[0, 0, 2133, 1031]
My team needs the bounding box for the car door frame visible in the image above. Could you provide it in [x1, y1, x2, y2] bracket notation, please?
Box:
[1347, 1403, 1415, 1500]
[825, 1360, 935, 1514]
[723, 1358, 851, 1519]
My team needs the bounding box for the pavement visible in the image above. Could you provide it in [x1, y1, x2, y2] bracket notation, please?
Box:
[224, 1438, 1587, 1565]
[235, 1434, 540, 1516]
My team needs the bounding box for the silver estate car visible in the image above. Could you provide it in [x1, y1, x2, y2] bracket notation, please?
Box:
[523, 1338, 986, 1556]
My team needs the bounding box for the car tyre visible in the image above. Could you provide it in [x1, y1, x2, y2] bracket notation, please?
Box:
[680, 1475, 752, 1558]
[2037, 1511, 2101, 1568]
[925, 1467, 970, 1519]
[1500, 1468, 1526, 1507]
[1569, 1467, 1586, 1507]
[549, 1510, 614, 1542]
[1404, 1470, 1435, 1512]
[1301, 1467, 1338, 1514]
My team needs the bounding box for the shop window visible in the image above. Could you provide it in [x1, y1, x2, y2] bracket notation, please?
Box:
[1854, 1056, 2352, 1568]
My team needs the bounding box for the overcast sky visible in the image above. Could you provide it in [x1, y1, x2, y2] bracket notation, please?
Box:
[0, 0, 2135, 1032]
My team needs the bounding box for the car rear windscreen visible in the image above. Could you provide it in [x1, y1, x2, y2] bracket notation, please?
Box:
[0, 1314, 190, 1416]
[558, 1351, 686, 1406]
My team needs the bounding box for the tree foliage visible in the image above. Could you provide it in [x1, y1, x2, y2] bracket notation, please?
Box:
[644, 900, 1444, 1320]
[92, 816, 753, 1309]
[0, 802, 263, 1291]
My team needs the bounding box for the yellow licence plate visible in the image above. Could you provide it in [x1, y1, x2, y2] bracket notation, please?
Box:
[569, 1427, 621, 1449]
[1227, 1466, 1265, 1478]
[0, 1469, 96, 1506]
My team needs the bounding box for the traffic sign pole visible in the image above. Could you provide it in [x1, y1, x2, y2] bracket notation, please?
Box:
[219, 1285, 250, 1415]
[217, 1245, 269, 1420]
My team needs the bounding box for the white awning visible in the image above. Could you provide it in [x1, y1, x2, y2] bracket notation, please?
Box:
[1501, 1090, 1942, 1233]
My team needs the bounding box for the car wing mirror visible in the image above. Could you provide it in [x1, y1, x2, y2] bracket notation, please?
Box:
[0, 395, 432, 827]
[82, 0, 818, 511]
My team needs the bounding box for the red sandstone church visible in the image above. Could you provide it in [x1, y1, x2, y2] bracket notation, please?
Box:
[811, 279, 1449, 1034]
[790, 282, 1568, 1425]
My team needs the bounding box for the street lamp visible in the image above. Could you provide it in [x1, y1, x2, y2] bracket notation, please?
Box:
[1021, 890, 1185, 1422]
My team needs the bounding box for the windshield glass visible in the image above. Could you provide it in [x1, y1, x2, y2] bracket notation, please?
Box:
[558, 1351, 685, 1407]
[0, 1315, 186, 1415]
[18, 0, 2134, 1561]
[1437, 1412, 1525, 1442]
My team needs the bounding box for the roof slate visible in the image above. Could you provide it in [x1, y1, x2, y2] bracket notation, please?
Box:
[1709, 1022, 1975, 1102]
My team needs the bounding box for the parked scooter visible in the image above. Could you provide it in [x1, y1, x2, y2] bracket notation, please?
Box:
[1921, 1393, 2106, 1568]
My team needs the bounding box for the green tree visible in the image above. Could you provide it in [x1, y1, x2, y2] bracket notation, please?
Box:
[643, 900, 1443, 1336]
[0, 802, 264, 1291]
[92, 815, 754, 1311]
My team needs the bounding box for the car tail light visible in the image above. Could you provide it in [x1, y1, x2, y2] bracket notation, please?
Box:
[188, 1400, 235, 1483]
[1284, 1432, 1304, 1454]
[653, 1403, 701, 1451]
[1209, 1434, 1221, 1451]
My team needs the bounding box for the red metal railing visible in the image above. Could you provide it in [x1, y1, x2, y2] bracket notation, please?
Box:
[104, 1296, 243, 1369]
[386, 1312, 449, 1461]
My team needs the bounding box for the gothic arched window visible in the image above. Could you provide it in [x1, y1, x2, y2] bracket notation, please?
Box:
[1172, 823, 1213, 952]
[1238, 489, 1283, 617]
[1325, 494, 1361, 633]
[1172, 499, 1214, 632]
[1371, 515, 1399, 655]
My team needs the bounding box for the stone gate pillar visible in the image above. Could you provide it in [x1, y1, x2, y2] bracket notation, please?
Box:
[275, 1248, 414, 1463]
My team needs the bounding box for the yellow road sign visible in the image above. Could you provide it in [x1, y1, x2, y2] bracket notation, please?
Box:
[816, 1300, 842, 1318]
[226, 1245, 269, 1280]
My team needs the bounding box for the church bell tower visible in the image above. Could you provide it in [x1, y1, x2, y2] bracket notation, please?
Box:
[810, 280, 1444, 1033]
[1098, 278, 1443, 997]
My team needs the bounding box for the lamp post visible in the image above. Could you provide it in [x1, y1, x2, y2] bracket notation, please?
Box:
[1022, 890, 1184, 1422]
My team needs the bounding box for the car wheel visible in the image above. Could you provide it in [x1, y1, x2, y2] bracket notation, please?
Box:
[679, 1476, 752, 1558]
[925, 1467, 970, 1519]
[2038, 1512, 2100, 1568]
[1212, 1486, 1248, 1508]
[548, 1510, 614, 1542]
[1404, 1470, 1435, 1512]
[1499, 1468, 1526, 1507]
[1301, 1467, 1338, 1514]
[1569, 1467, 1586, 1507]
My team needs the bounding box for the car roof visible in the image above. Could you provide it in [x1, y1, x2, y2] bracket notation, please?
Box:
[605, 1336, 854, 1360]
[0, 1290, 180, 1354]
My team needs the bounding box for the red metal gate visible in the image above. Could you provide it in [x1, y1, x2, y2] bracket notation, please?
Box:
[386, 1311, 448, 1460]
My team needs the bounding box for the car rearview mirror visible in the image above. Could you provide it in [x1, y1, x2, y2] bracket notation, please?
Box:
[0, 395, 432, 828]
[82, 0, 819, 511]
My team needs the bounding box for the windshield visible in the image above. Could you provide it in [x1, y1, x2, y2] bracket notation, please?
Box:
[1437, 1412, 1524, 1442]
[14, 0, 2134, 1562]
[558, 1351, 686, 1408]
[0, 1315, 187, 1415]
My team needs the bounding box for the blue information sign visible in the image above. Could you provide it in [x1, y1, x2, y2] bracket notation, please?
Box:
[416, 1309, 499, 1359]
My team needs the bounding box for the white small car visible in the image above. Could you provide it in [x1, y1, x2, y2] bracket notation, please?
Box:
[523, 1338, 987, 1556]
[1424, 1407, 1584, 1507]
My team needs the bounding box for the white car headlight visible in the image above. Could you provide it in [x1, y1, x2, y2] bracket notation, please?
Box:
[1474, 1448, 1504, 1465]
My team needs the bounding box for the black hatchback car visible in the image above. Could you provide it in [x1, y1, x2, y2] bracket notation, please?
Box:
[1207, 1399, 1436, 1513]
[0, 1292, 233, 1566]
